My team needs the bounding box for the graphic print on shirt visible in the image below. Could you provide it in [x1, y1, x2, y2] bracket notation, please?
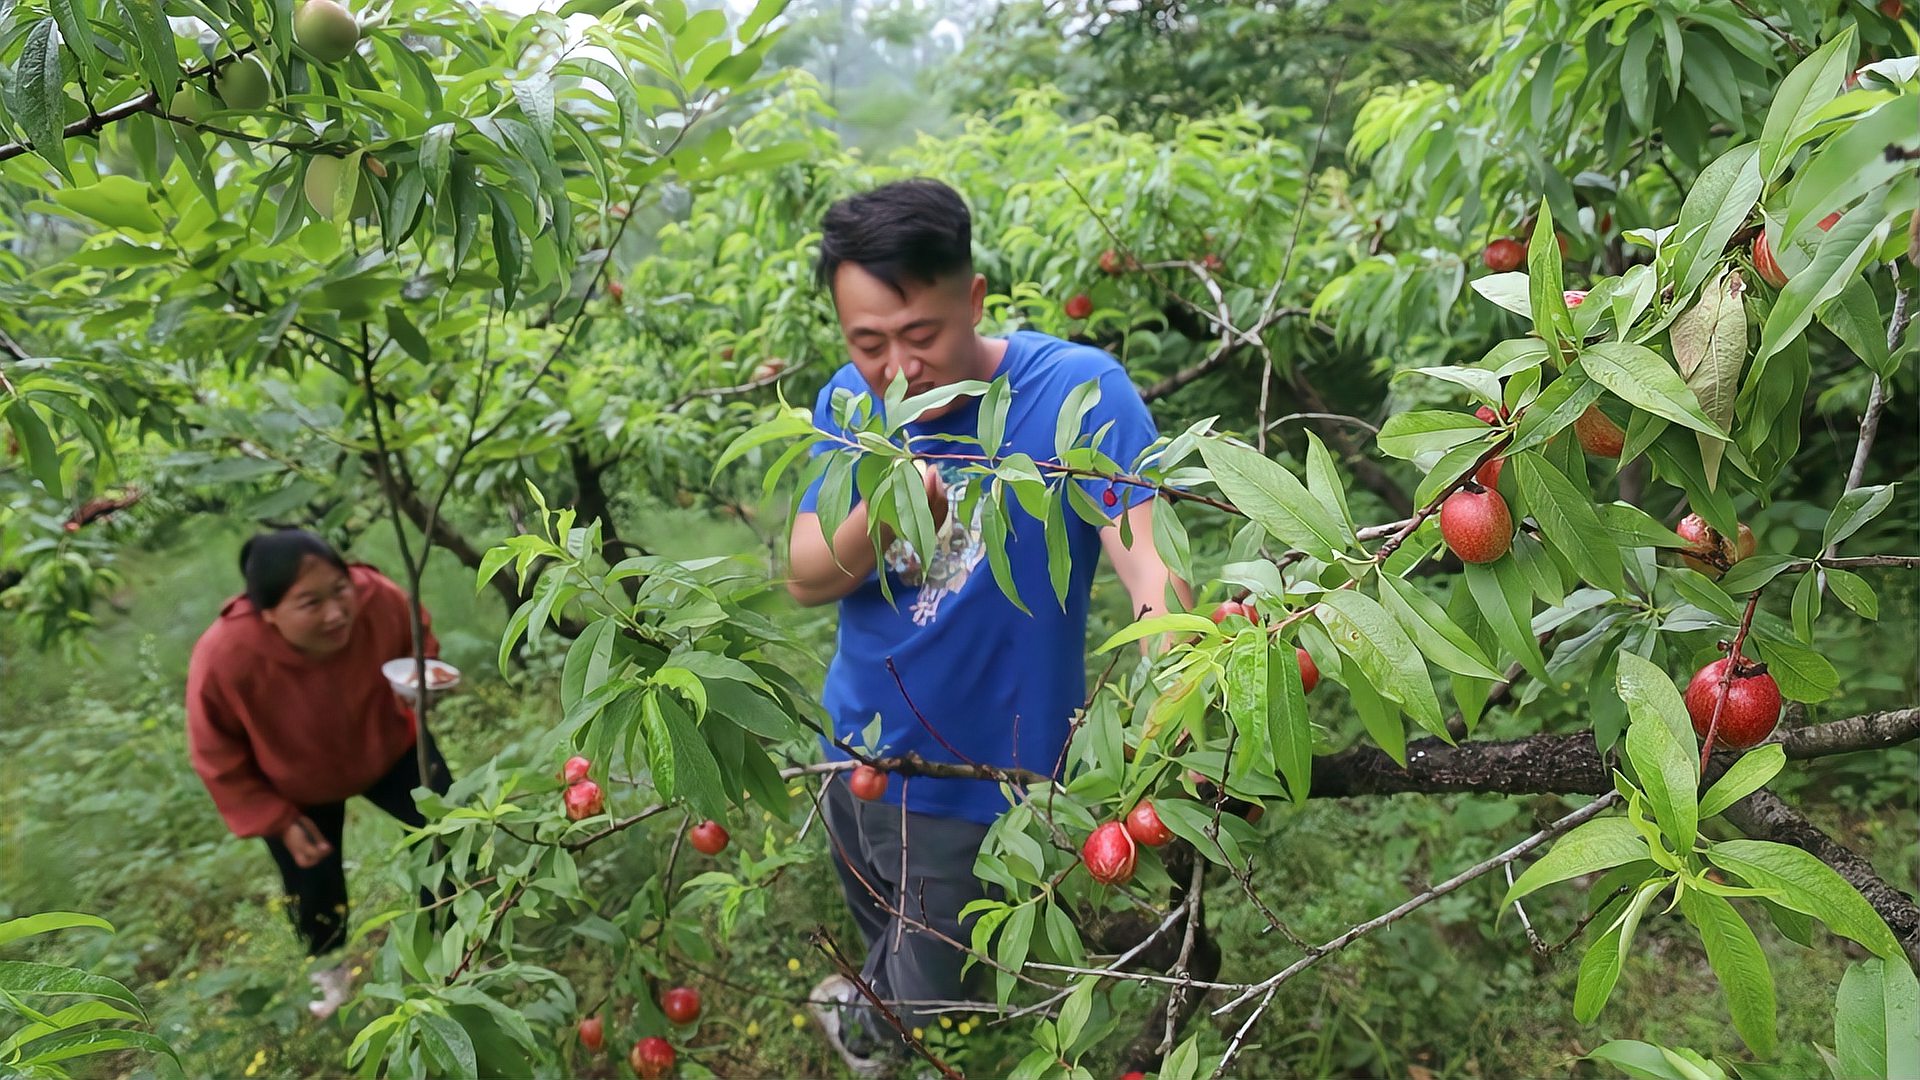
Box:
[881, 462, 985, 626]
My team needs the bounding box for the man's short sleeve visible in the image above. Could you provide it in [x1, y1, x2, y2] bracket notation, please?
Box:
[1075, 364, 1161, 518]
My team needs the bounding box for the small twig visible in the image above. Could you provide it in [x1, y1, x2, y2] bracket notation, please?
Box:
[1211, 791, 1621, 1017]
[810, 928, 964, 1080]
[1726, 0, 1809, 57]
[1504, 863, 1547, 954]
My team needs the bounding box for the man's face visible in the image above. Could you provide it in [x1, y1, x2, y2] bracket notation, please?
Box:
[831, 262, 989, 420]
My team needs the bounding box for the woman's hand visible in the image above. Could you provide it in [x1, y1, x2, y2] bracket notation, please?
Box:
[282, 815, 334, 868]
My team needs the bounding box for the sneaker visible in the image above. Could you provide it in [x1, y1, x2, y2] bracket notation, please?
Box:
[807, 974, 890, 1078]
[307, 961, 354, 1020]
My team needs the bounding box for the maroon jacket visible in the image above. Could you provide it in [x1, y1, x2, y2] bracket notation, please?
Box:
[186, 565, 437, 838]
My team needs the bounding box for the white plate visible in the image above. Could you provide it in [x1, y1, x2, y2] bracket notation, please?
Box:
[381, 658, 461, 701]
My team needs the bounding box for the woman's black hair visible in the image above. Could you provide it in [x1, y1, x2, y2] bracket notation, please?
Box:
[238, 529, 349, 611]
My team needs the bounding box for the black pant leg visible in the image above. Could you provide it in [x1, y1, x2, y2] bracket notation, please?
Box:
[262, 800, 349, 957]
[358, 733, 455, 916]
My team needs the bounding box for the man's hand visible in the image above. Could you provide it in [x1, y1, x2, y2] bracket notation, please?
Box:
[282, 815, 334, 868]
[915, 458, 950, 530]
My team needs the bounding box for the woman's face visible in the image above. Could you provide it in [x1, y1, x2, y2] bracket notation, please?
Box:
[261, 556, 358, 655]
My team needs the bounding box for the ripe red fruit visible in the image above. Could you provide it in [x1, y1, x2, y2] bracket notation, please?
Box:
[849, 764, 888, 801]
[1473, 405, 1505, 425]
[1818, 211, 1841, 231]
[1103, 487, 1119, 507]
[661, 986, 701, 1025]
[607, 281, 625, 301]
[1685, 659, 1783, 750]
[578, 1016, 604, 1052]
[1296, 646, 1320, 694]
[564, 779, 604, 820]
[630, 1036, 675, 1080]
[1124, 800, 1174, 847]
[689, 820, 729, 855]
[1099, 248, 1126, 275]
[1200, 253, 1224, 272]
[1475, 456, 1504, 487]
[1082, 821, 1137, 885]
[1209, 600, 1258, 625]
[562, 755, 591, 784]
[1879, 0, 1902, 17]
[1563, 289, 1588, 308]
[1574, 406, 1625, 457]
[1752, 231, 1788, 289]
[751, 358, 786, 382]
[1065, 293, 1094, 319]
[1482, 238, 1525, 272]
[1439, 486, 1513, 564]
[1122, 1073, 1147, 1080]
[1676, 514, 1757, 578]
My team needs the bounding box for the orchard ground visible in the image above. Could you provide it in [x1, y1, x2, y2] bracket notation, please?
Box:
[4, 498, 1912, 1079]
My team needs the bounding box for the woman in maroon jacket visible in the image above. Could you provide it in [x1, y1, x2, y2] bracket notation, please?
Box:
[186, 529, 453, 1018]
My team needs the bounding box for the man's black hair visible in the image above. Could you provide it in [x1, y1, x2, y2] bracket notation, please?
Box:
[815, 178, 973, 294]
[238, 529, 348, 611]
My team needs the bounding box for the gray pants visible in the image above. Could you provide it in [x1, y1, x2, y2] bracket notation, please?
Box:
[821, 771, 995, 1036]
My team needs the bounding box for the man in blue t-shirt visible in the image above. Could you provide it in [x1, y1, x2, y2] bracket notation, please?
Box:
[788, 179, 1189, 1072]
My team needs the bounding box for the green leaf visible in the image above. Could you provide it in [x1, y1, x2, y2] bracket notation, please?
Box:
[1715, 554, 1798, 595]
[418, 1012, 478, 1078]
[1816, 278, 1893, 380]
[1746, 632, 1838, 703]
[1343, 651, 1404, 765]
[1616, 653, 1697, 854]
[1512, 452, 1626, 594]
[1377, 411, 1493, 464]
[1463, 560, 1549, 682]
[1784, 97, 1919, 246]
[1302, 431, 1356, 542]
[486, 188, 523, 307]
[1667, 144, 1763, 301]
[1835, 959, 1920, 1080]
[1053, 378, 1102, 460]
[1823, 485, 1895, 550]
[649, 692, 729, 821]
[0, 962, 142, 1013]
[1508, 369, 1603, 455]
[1757, 28, 1856, 181]
[1198, 439, 1346, 560]
[1527, 201, 1570, 344]
[1376, 574, 1504, 680]
[1580, 343, 1725, 438]
[1503, 816, 1651, 905]
[17, 20, 72, 180]
[1706, 839, 1903, 959]
[1223, 628, 1273, 776]
[1791, 570, 1821, 643]
[1698, 744, 1785, 819]
[13, 1028, 178, 1069]
[1587, 1040, 1717, 1080]
[978, 378, 1011, 458]
[1316, 589, 1446, 738]
[1575, 880, 1664, 1023]
[1269, 637, 1313, 804]
[115, 0, 182, 105]
[1751, 198, 1887, 375]
[0, 913, 113, 949]
[1677, 888, 1776, 1056]
[1824, 568, 1878, 620]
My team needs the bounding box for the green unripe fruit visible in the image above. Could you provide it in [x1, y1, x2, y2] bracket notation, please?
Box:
[216, 55, 272, 110]
[304, 155, 375, 219]
[170, 86, 213, 122]
[295, 0, 361, 64]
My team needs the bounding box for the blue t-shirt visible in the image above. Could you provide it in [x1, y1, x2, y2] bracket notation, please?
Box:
[798, 331, 1161, 825]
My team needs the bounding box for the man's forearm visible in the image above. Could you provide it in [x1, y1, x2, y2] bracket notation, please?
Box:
[788, 504, 886, 606]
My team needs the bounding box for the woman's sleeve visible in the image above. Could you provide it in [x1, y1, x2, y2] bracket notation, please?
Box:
[185, 656, 300, 839]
